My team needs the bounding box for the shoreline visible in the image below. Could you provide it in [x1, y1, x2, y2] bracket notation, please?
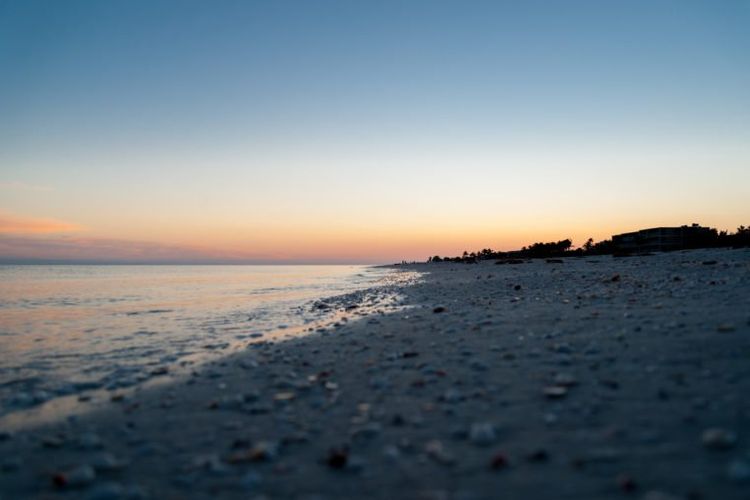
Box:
[1, 248, 749, 499]
[0, 267, 419, 431]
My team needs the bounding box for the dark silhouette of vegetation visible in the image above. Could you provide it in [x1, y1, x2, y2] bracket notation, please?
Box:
[426, 225, 749, 263]
[519, 239, 572, 258]
[705, 225, 750, 248]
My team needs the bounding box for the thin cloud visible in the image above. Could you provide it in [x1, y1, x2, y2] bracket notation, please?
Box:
[0, 181, 54, 192]
[0, 236, 208, 261]
[0, 235, 365, 264]
[0, 212, 84, 235]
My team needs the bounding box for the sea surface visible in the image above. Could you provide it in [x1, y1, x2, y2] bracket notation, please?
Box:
[0, 265, 410, 417]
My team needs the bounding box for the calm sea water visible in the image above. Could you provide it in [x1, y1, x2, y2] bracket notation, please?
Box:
[0, 265, 408, 415]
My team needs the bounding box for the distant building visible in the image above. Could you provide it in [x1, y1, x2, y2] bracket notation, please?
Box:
[612, 224, 715, 253]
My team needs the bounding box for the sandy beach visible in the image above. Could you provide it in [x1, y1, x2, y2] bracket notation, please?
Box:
[1, 248, 749, 500]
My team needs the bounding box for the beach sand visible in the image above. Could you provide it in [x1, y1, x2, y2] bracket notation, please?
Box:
[1, 248, 749, 500]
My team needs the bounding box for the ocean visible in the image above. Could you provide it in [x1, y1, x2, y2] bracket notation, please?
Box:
[0, 264, 412, 419]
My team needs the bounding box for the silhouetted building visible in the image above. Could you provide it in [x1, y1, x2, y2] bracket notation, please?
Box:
[612, 224, 714, 253]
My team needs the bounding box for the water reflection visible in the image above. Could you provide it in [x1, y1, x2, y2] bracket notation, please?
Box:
[0, 265, 417, 420]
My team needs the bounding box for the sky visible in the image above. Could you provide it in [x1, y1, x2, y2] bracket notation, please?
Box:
[1, 0, 749, 263]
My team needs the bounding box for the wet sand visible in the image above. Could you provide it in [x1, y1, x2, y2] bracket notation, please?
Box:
[1, 248, 749, 500]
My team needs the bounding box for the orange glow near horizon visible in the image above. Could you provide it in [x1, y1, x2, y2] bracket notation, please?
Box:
[94, 205, 747, 260]
[0, 212, 85, 236]
[1, 208, 745, 263]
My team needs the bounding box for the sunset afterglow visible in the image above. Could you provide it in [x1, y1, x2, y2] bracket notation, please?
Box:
[2, 1, 748, 262]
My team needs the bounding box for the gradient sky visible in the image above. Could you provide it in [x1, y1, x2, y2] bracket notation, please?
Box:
[1, 0, 749, 263]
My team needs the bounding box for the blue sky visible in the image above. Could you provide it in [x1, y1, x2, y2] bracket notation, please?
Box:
[1, 0, 749, 262]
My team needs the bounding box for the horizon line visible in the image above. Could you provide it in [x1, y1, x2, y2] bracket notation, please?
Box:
[0, 258, 388, 266]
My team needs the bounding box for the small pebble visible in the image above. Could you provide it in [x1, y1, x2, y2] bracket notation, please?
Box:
[192, 454, 227, 474]
[468, 423, 497, 446]
[543, 386, 568, 398]
[326, 446, 349, 469]
[441, 389, 463, 403]
[701, 428, 737, 450]
[553, 373, 578, 387]
[273, 392, 295, 401]
[425, 440, 455, 465]
[227, 441, 278, 463]
[53, 465, 96, 488]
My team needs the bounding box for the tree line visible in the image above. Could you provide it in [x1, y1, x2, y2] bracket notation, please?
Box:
[427, 225, 750, 263]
